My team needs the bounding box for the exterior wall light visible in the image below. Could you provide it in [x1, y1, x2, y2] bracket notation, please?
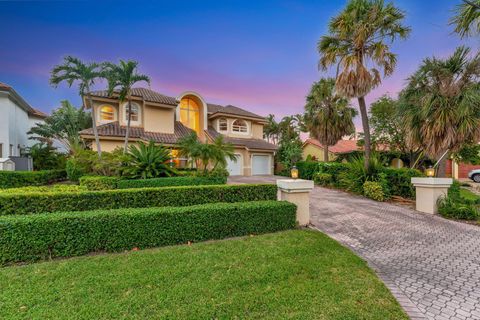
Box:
[425, 166, 435, 177]
[291, 166, 299, 179]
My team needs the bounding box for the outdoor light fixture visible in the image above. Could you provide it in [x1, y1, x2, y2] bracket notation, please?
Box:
[291, 166, 299, 179]
[425, 166, 435, 177]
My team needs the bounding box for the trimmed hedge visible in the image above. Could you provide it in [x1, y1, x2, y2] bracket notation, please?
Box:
[296, 161, 319, 180]
[0, 184, 278, 215]
[0, 170, 66, 189]
[382, 168, 423, 199]
[0, 200, 297, 264]
[117, 176, 227, 189]
[79, 176, 119, 190]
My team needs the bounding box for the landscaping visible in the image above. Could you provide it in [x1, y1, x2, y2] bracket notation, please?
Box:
[0, 230, 408, 319]
[0, 169, 66, 189]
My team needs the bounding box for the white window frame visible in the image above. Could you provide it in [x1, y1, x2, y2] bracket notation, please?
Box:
[122, 102, 141, 126]
[98, 104, 117, 123]
[218, 118, 228, 132]
[232, 119, 249, 135]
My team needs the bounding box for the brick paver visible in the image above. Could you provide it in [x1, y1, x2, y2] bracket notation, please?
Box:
[310, 187, 480, 320]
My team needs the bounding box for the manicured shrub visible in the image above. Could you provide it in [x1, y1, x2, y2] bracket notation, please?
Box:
[0, 185, 86, 194]
[363, 181, 385, 202]
[118, 176, 227, 189]
[79, 176, 120, 191]
[66, 158, 85, 182]
[0, 170, 66, 189]
[313, 173, 332, 186]
[0, 200, 297, 264]
[317, 162, 349, 187]
[382, 167, 423, 199]
[0, 184, 278, 215]
[296, 161, 320, 180]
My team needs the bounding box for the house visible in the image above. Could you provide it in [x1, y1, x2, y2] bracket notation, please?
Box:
[0, 82, 47, 158]
[302, 138, 359, 161]
[79, 89, 277, 176]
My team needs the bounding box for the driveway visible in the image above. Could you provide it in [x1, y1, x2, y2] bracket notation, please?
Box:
[229, 176, 480, 320]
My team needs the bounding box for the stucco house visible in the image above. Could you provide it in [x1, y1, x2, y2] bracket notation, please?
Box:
[302, 138, 360, 161]
[0, 82, 47, 158]
[79, 89, 277, 176]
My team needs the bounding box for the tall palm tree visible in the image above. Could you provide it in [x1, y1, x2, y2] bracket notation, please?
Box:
[303, 78, 357, 162]
[399, 46, 480, 176]
[210, 135, 236, 170]
[103, 60, 150, 153]
[318, 0, 410, 168]
[451, 0, 480, 38]
[50, 56, 104, 157]
[264, 114, 280, 144]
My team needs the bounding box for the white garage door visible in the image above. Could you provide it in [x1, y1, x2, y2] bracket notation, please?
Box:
[226, 154, 242, 176]
[252, 155, 271, 175]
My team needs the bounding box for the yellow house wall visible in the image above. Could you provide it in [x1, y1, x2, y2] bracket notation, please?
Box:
[251, 123, 264, 139]
[144, 106, 174, 133]
[302, 143, 336, 161]
[92, 140, 124, 152]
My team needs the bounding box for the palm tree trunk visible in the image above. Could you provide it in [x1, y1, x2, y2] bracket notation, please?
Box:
[436, 152, 449, 178]
[85, 90, 102, 158]
[358, 96, 371, 169]
[324, 145, 329, 162]
[124, 97, 132, 154]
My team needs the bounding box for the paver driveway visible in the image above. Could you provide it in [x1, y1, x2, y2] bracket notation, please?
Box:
[229, 176, 480, 320]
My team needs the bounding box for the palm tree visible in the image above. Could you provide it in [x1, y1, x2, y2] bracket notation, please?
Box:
[303, 78, 357, 162]
[264, 114, 280, 144]
[210, 135, 236, 169]
[399, 46, 480, 176]
[451, 0, 480, 38]
[103, 60, 150, 153]
[126, 141, 174, 179]
[50, 56, 104, 157]
[177, 132, 202, 169]
[318, 0, 410, 168]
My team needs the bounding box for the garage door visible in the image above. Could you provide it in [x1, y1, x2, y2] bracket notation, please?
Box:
[226, 154, 242, 176]
[252, 155, 271, 175]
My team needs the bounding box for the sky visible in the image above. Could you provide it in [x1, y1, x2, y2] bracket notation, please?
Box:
[0, 0, 478, 127]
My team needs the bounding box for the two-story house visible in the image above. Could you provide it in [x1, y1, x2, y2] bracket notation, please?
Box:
[79, 89, 277, 176]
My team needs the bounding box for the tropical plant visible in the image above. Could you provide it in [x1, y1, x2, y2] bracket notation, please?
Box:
[28, 100, 91, 153]
[369, 95, 405, 152]
[103, 60, 150, 153]
[264, 114, 280, 144]
[124, 141, 174, 179]
[302, 78, 357, 162]
[451, 0, 480, 38]
[210, 135, 237, 170]
[399, 46, 480, 176]
[318, 0, 411, 168]
[177, 132, 203, 169]
[50, 56, 104, 157]
[275, 115, 303, 170]
[27, 143, 66, 171]
[339, 154, 388, 195]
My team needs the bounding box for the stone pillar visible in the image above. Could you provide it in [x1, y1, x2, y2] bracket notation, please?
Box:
[277, 179, 314, 226]
[411, 177, 453, 214]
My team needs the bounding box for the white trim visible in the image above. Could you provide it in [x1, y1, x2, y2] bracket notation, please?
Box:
[217, 117, 228, 133]
[232, 119, 250, 135]
[176, 91, 208, 131]
[121, 102, 141, 126]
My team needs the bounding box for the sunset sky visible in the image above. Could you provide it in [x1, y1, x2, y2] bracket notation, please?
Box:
[0, 0, 477, 127]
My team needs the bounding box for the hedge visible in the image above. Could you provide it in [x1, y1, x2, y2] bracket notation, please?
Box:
[79, 176, 227, 190]
[0, 169, 66, 189]
[0, 184, 278, 215]
[382, 168, 423, 199]
[0, 200, 297, 264]
[79, 176, 119, 190]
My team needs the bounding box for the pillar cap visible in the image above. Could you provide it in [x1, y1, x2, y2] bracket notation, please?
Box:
[411, 177, 453, 187]
[277, 179, 314, 193]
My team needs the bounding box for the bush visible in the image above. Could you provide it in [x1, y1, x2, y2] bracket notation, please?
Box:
[317, 162, 349, 187]
[66, 158, 85, 182]
[363, 181, 385, 202]
[296, 161, 319, 180]
[0, 184, 278, 215]
[338, 156, 388, 195]
[0, 185, 86, 194]
[0, 201, 296, 264]
[438, 196, 479, 220]
[79, 176, 119, 191]
[382, 167, 423, 199]
[313, 173, 332, 186]
[118, 176, 227, 189]
[0, 170, 66, 189]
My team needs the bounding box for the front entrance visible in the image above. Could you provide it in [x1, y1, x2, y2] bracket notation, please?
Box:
[226, 154, 243, 176]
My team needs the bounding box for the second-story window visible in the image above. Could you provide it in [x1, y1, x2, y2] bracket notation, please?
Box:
[125, 103, 139, 122]
[232, 119, 248, 133]
[218, 118, 228, 132]
[180, 98, 200, 133]
[99, 105, 115, 122]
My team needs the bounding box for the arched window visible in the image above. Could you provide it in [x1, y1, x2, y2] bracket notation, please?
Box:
[124, 103, 140, 122]
[218, 118, 228, 132]
[232, 119, 248, 133]
[180, 98, 200, 132]
[99, 105, 115, 122]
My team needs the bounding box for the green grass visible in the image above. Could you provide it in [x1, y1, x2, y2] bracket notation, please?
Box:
[0, 230, 407, 319]
[460, 188, 480, 201]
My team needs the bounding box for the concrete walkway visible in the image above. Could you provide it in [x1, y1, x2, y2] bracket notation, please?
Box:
[228, 176, 480, 320]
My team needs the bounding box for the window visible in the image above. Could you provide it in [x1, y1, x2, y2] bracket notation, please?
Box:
[218, 118, 228, 132]
[232, 119, 248, 133]
[124, 103, 140, 122]
[180, 98, 200, 132]
[99, 105, 115, 122]
[9, 144, 14, 156]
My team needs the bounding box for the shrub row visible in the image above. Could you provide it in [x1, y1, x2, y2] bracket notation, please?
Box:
[0, 169, 66, 189]
[0, 200, 297, 264]
[0, 184, 278, 215]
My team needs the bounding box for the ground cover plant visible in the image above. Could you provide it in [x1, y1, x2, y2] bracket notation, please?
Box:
[0, 230, 408, 319]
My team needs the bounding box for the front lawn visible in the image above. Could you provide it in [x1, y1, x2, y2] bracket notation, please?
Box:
[0, 230, 407, 319]
[460, 188, 480, 201]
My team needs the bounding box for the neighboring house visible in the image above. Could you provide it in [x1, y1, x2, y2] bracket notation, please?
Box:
[79, 89, 277, 176]
[302, 138, 359, 161]
[446, 160, 480, 179]
[0, 82, 47, 158]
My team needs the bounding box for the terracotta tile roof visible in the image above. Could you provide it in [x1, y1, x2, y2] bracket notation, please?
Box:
[90, 87, 177, 106]
[80, 121, 194, 145]
[0, 82, 48, 118]
[0, 82, 11, 89]
[206, 127, 277, 151]
[304, 138, 360, 154]
[29, 108, 48, 119]
[207, 104, 265, 120]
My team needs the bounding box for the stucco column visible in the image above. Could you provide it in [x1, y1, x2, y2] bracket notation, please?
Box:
[411, 178, 453, 214]
[277, 179, 314, 226]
